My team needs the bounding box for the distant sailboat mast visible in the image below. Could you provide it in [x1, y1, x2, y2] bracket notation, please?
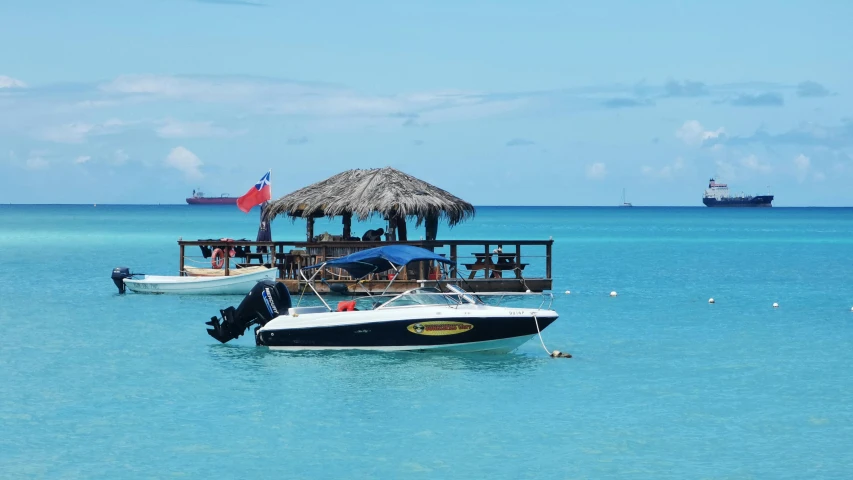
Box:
[621, 188, 633, 207]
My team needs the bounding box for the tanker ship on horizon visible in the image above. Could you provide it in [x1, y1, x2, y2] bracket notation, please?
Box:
[186, 189, 238, 205]
[702, 178, 773, 207]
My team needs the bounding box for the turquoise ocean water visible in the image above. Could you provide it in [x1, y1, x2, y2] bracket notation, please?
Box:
[1, 205, 852, 478]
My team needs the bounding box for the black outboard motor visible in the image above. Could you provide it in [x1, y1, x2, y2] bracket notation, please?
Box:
[205, 280, 292, 344]
[111, 267, 133, 294]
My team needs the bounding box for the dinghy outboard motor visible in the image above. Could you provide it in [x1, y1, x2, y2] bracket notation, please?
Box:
[111, 267, 133, 294]
[205, 279, 292, 344]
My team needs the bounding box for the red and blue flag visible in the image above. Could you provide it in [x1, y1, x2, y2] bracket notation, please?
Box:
[237, 170, 271, 213]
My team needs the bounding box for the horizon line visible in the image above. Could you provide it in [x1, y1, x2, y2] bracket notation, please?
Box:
[1, 203, 850, 208]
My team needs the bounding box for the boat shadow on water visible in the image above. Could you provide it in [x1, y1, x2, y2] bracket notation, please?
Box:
[207, 343, 546, 375]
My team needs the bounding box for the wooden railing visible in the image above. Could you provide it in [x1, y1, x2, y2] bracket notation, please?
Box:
[177, 238, 553, 282]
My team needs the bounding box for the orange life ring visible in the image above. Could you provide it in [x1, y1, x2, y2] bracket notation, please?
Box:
[211, 248, 225, 269]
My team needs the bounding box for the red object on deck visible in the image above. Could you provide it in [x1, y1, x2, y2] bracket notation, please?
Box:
[337, 300, 357, 312]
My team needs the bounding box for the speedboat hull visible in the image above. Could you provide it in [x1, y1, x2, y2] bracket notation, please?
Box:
[202, 246, 562, 356]
[255, 307, 558, 353]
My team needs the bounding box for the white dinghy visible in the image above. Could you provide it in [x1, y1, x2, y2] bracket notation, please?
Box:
[111, 266, 277, 295]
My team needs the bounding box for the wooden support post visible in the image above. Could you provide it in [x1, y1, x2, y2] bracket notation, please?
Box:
[270, 243, 276, 271]
[450, 244, 457, 278]
[342, 212, 352, 239]
[387, 215, 397, 242]
[224, 242, 231, 276]
[179, 243, 185, 276]
[307, 217, 315, 242]
[321, 244, 327, 281]
[484, 244, 490, 280]
[425, 214, 438, 241]
[397, 215, 408, 241]
[545, 241, 552, 279]
[515, 243, 522, 279]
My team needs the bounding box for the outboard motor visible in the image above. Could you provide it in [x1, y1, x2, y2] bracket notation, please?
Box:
[111, 267, 133, 294]
[205, 280, 292, 344]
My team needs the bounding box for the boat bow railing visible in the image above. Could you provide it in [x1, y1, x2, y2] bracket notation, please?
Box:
[306, 287, 555, 312]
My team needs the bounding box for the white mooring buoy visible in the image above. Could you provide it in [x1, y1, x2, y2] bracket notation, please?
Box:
[708, 298, 715, 304]
[565, 290, 571, 295]
[773, 302, 779, 308]
[610, 291, 618, 297]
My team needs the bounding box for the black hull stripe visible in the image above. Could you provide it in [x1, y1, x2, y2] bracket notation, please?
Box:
[257, 315, 558, 348]
[703, 195, 773, 207]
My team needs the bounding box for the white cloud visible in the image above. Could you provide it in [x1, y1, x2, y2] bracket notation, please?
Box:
[101, 75, 390, 115]
[714, 160, 738, 181]
[707, 155, 772, 182]
[98, 74, 525, 122]
[71, 151, 126, 166]
[38, 119, 126, 144]
[676, 120, 724, 146]
[102, 118, 125, 128]
[586, 162, 607, 180]
[642, 156, 684, 179]
[792, 154, 826, 183]
[155, 118, 241, 138]
[417, 97, 528, 124]
[39, 123, 95, 143]
[794, 154, 810, 182]
[165, 146, 204, 180]
[6, 149, 50, 170]
[0, 75, 26, 89]
[739, 154, 772, 173]
[26, 152, 48, 170]
[74, 100, 119, 109]
[113, 149, 129, 165]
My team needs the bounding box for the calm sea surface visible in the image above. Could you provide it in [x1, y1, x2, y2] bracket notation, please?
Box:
[1, 205, 852, 478]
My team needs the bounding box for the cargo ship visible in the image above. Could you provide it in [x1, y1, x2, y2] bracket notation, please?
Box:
[702, 178, 773, 207]
[186, 189, 238, 205]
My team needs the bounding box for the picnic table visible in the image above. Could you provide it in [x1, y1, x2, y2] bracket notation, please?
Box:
[462, 252, 528, 279]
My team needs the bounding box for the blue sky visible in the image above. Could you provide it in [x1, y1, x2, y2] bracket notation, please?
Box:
[1, 0, 851, 206]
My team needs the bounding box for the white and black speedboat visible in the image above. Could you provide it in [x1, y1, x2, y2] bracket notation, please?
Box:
[204, 245, 559, 353]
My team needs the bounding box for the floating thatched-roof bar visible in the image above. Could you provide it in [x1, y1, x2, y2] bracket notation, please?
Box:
[264, 167, 475, 241]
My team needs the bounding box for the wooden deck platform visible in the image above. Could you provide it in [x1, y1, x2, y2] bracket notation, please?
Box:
[177, 238, 554, 294]
[281, 278, 552, 296]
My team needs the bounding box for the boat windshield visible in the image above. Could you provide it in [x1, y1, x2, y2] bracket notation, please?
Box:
[445, 284, 484, 305]
[378, 287, 459, 308]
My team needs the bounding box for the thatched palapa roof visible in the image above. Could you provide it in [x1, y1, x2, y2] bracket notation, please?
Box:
[264, 167, 475, 227]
